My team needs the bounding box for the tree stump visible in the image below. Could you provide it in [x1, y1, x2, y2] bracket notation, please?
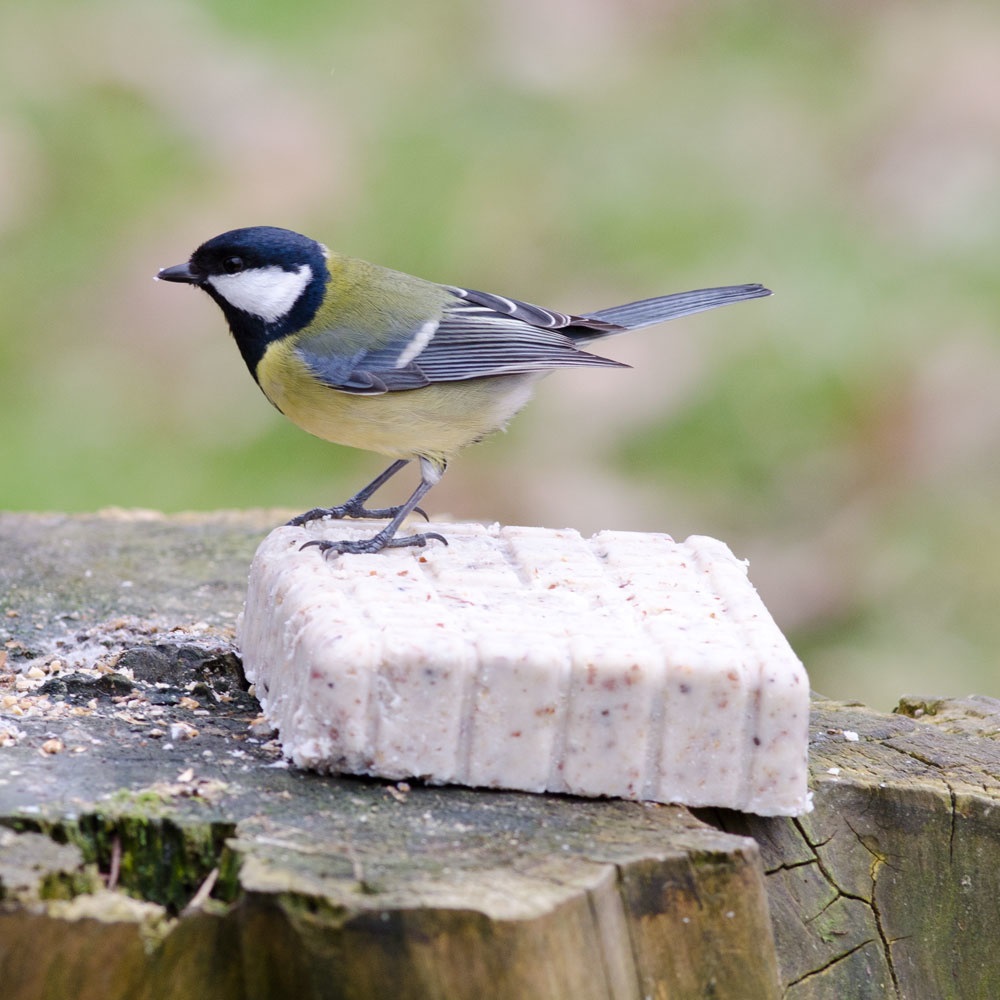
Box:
[1, 512, 998, 999]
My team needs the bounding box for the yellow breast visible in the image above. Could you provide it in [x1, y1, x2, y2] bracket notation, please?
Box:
[255, 338, 540, 463]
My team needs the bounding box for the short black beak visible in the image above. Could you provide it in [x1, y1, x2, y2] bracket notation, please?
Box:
[156, 262, 202, 284]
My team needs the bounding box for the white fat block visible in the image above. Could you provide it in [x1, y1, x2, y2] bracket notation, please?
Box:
[238, 521, 812, 816]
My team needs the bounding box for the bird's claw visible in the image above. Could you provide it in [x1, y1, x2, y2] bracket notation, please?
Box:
[286, 507, 338, 527]
[299, 531, 448, 558]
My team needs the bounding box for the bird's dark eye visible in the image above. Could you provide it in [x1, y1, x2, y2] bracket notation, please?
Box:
[222, 256, 245, 274]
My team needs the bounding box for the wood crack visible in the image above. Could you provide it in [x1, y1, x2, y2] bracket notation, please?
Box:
[783, 938, 876, 994]
[868, 852, 902, 997]
[790, 816, 901, 994]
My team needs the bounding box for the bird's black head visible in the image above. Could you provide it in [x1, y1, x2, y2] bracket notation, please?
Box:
[158, 226, 330, 375]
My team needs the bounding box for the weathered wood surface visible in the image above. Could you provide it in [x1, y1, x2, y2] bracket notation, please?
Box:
[1, 512, 998, 1000]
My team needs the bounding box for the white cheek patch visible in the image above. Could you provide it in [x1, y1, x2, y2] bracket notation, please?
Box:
[207, 264, 313, 324]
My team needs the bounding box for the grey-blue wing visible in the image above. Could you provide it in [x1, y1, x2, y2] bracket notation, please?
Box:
[410, 303, 626, 382]
[295, 293, 627, 396]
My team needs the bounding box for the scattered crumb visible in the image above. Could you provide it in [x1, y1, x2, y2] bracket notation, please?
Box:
[249, 715, 277, 738]
[0, 722, 24, 747]
[384, 781, 411, 803]
[169, 721, 199, 741]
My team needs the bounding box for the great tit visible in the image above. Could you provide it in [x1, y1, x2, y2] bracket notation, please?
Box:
[157, 226, 769, 556]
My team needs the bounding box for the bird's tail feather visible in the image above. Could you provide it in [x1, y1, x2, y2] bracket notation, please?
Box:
[579, 283, 771, 337]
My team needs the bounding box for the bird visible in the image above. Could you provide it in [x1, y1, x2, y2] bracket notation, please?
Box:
[157, 226, 770, 556]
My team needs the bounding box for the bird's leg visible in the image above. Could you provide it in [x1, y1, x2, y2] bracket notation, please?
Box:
[287, 459, 429, 526]
[300, 457, 448, 556]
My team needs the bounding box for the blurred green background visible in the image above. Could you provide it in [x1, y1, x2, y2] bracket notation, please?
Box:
[2, 0, 999, 708]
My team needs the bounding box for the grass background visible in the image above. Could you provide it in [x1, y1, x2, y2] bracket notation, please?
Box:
[2, 0, 1000, 707]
